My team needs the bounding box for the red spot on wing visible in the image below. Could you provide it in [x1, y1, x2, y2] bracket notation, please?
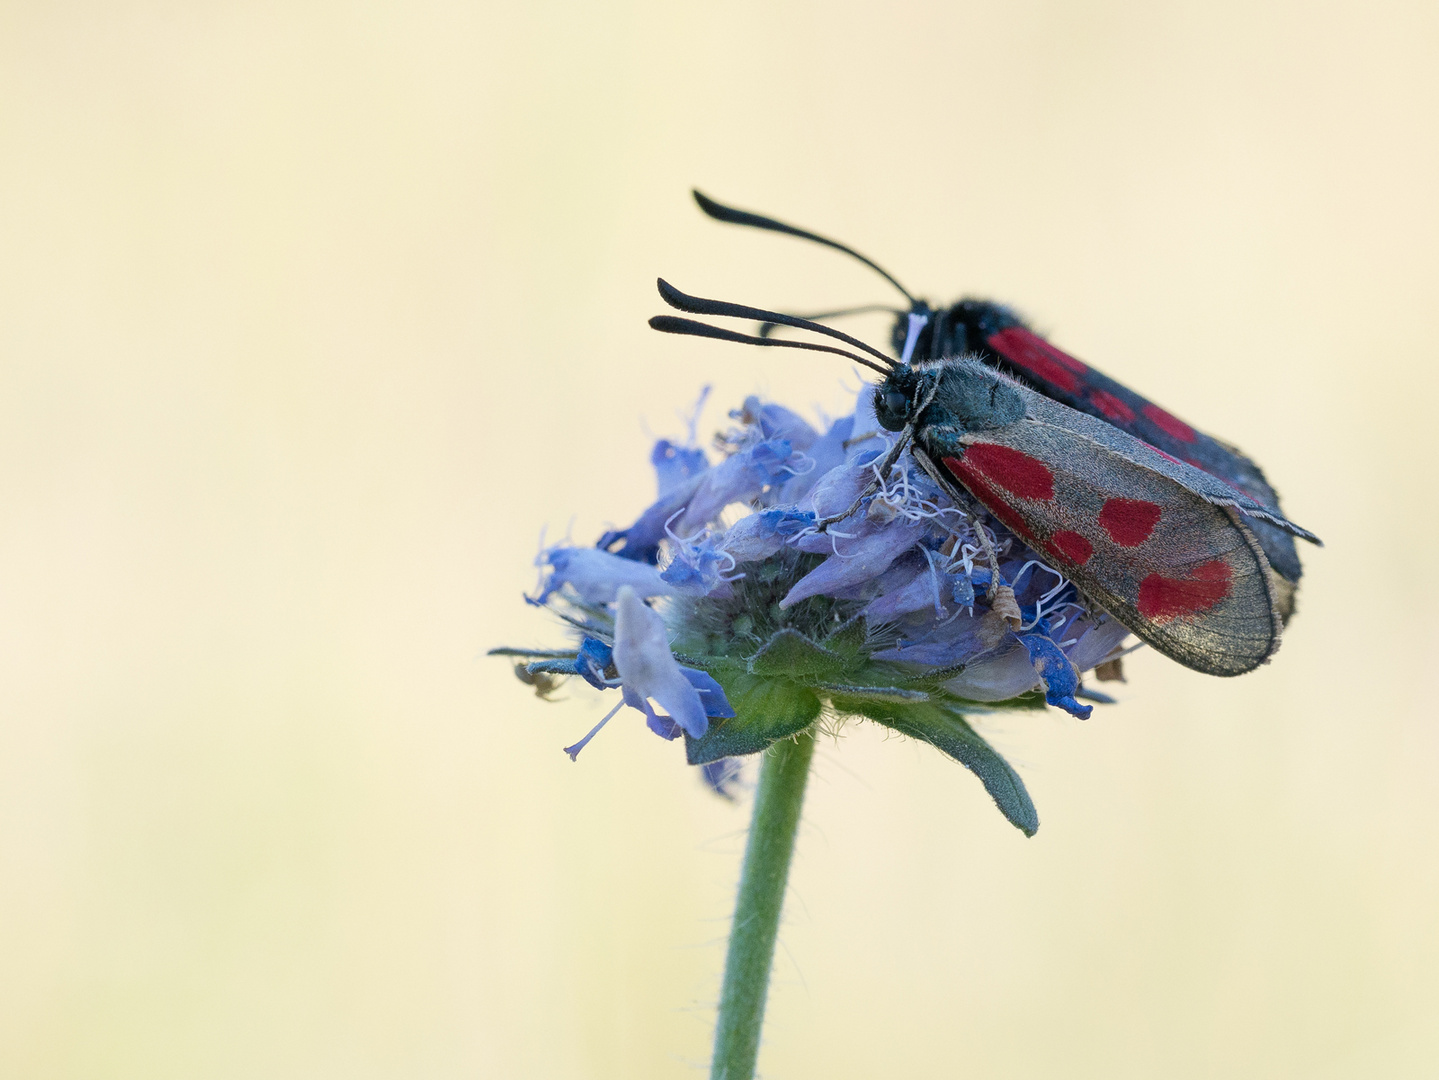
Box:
[1136, 560, 1232, 621]
[1046, 530, 1094, 565]
[1141, 403, 1198, 443]
[1088, 389, 1136, 424]
[940, 457, 1036, 542]
[1098, 497, 1162, 547]
[988, 327, 1086, 394]
[954, 442, 1055, 500]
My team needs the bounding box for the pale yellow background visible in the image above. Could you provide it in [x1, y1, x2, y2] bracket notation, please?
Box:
[1, 2, 1435, 1077]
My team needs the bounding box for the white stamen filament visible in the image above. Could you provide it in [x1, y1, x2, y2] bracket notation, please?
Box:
[562, 698, 627, 761]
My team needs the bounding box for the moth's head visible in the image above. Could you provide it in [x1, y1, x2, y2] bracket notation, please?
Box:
[874, 366, 924, 431]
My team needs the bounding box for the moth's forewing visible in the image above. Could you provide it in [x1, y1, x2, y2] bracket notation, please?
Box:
[1015, 393, 1319, 544]
[948, 307, 1306, 588]
[916, 369, 1283, 676]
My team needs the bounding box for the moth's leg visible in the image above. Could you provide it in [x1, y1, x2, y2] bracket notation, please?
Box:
[815, 429, 911, 532]
[910, 444, 1005, 599]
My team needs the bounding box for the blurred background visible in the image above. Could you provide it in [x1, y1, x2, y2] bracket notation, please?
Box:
[1, 2, 1435, 1077]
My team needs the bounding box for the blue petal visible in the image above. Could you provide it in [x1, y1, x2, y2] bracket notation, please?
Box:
[652, 439, 709, 496]
[598, 475, 705, 565]
[950, 574, 976, 608]
[699, 758, 743, 799]
[574, 637, 614, 690]
[676, 452, 767, 533]
[618, 685, 682, 740]
[673, 438, 801, 533]
[680, 667, 736, 718]
[1061, 615, 1132, 674]
[878, 608, 1015, 668]
[661, 538, 732, 596]
[1019, 633, 1092, 720]
[525, 637, 614, 691]
[861, 559, 932, 621]
[746, 438, 795, 480]
[804, 452, 880, 520]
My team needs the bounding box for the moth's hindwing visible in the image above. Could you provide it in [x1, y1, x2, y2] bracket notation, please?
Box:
[919, 389, 1283, 676]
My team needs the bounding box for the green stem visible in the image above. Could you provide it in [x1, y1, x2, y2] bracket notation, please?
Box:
[711, 730, 817, 1080]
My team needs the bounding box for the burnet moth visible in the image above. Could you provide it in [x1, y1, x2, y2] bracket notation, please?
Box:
[649, 278, 1320, 678]
[690, 191, 1318, 623]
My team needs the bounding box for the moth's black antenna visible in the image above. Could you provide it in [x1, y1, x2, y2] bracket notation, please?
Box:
[693, 190, 917, 306]
[648, 316, 894, 378]
[656, 279, 896, 370]
[757, 303, 902, 338]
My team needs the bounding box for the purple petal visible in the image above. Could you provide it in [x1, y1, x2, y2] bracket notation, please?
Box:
[721, 508, 816, 564]
[676, 454, 762, 533]
[751, 397, 819, 450]
[612, 586, 709, 738]
[1061, 614, 1132, 674]
[803, 451, 882, 520]
[862, 560, 938, 622]
[873, 608, 1014, 667]
[536, 547, 676, 604]
[699, 758, 743, 799]
[645, 711, 684, 740]
[940, 643, 1040, 701]
[780, 519, 926, 609]
[777, 415, 852, 504]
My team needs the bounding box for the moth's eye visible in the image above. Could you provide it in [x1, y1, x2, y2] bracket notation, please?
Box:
[883, 390, 909, 416]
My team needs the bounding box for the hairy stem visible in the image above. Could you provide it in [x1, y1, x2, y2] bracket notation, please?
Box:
[710, 730, 817, 1080]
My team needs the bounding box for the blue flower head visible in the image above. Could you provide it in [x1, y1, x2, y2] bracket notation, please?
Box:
[495, 387, 1135, 835]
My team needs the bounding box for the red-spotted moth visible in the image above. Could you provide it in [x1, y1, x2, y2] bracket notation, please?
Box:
[650, 280, 1320, 677]
[690, 191, 1316, 623]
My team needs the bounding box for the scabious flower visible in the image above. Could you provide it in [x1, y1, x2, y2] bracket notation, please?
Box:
[494, 386, 1134, 834]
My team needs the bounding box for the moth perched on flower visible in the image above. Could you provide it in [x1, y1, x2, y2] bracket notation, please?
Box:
[496, 263, 1319, 835]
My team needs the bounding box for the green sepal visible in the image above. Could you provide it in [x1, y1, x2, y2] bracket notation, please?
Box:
[685, 670, 822, 765]
[947, 690, 1048, 712]
[835, 697, 1038, 836]
[821, 615, 869, 661]
[747, 629, 846, 680]
[814, 683, 929, 704]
